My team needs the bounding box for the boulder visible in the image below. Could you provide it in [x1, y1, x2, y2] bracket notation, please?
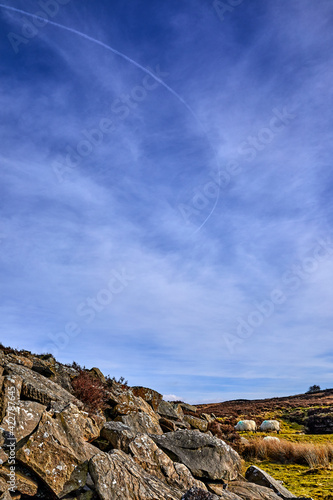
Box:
[179, 403, 197, 413]
[181, 486, 219, 499]
[0, 400, 45, 445]
[16, 407, 101, 497]
[0, 375, 23, 421]
[245, 466, 295, 498]
[0, 491, 11, 500]
[158, 400, 184, 421]
[184, 415, 208, 432]
[160, 417, 178, 432]
[100, 421, 136, 453]
[150, 430, 241, 481]
[0, 467, 38, 496]
[89, 449, 183, 499]
[116, 409, 163, 435]
[207, 483, 242, 498]
[307, 413, 333, 434]
[129, 434, 207, 492]
[89, 367, 106, 384]
[131, 386, 163, 411]
[201, 413, 215, 423]
[31, 357, 56, 378]
[228, 481, 284, 500]
[4, 363, 81, 408]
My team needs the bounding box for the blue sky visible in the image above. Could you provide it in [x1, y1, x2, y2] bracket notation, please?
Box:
[0, 0, 332, 403]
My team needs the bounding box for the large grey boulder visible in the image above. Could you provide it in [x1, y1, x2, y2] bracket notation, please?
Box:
[89, 449, 183, 499]
[3, 363, 81, 407]
[158, 400, 184, 421]
[245, 466, 295, 498]
[101, 421, 136, 453]
[228, 481, 285, 500]
[184, 415, 208, 432]
[129, 434, 207, 492]
[150, 430, 241, 481]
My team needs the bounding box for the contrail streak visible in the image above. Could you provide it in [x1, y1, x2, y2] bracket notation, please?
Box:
[0, 3, 221, 233]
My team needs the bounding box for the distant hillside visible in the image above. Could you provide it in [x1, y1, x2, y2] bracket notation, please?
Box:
[195, 389, 333, 419]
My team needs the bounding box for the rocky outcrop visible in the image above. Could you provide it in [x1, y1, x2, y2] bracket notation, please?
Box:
[89, 449, 183, 499]
[184, 415, 208, 432]
[150, 430, 242, 481]
[129, 433, 207, 492]
[0, 346, 314, 499]
[132, 386, 163, 411]
[228, 481, 283, 500]
[245, 466, 295, 498]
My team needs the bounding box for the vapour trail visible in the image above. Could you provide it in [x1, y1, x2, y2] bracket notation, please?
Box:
[0, 3, 221, 234]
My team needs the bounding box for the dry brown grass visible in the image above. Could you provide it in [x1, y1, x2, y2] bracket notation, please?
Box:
[241, 437, 333, 468]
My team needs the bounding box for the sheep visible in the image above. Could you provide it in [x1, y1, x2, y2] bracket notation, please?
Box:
[234, 420, 257, 432]
[263, 436, 280, 442]
[259, 420, 280, 433]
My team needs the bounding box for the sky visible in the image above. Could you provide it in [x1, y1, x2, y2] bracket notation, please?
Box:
[0, 0, 332, 404]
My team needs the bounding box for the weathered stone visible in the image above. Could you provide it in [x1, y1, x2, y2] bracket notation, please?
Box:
[89, 449, 183, 499]
[201, 413, 215, 423]
[4, 363, 81, 408]
[0, 374, 23, 422]
[132, 386, 163, 411]
[0, 401, 45, 445]
[207, 483, 242, 499]
[245, 466, 295, 498]
[0, 449, 8, 466]
[31, 357, 56, 378]
[101, 421, 136, 453]
[0, 491, 11, 500]
[181, 486, 219, 499]
[228, 481, 283, 500]
[89, 367, 106, 384]
[6, 354, 33, 369]
[16, 408, 100, 497]
[150, 430, 241, 481]
[129, 434, 207, 492]
[113, 393, 155, 416]
[179, 403, 197, 413]
[158, 400, 184, 421]
[184, 415, 208, 432]
[160, 417, 178, 432]
[116, 409, 163, 435]
[0, 467, 38, 496]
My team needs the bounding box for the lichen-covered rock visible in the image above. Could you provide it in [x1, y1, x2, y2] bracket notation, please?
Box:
[184, 415, 208, 432]
[0, 491, 11, 500]
[0, 375, 23, 421]
[160, 417, 178, 432]
[150, 430, 241, 481]
[0, 467, 38, 496]
[89, 367, 106, 384]
[181, 486, 219, 499]
[0, 400, 45, 445]
[207, 483, 242, 499]
[4, 363, 81, 408]
[16, 408, 100, 497]
[157, 400, 184, 421]
[179, 403, 197, 413]
[89, 449, 183, 499]
[131, 386, 163, 411]
[116, 409, 163, 435]
[227, 481, 283, 500]
[101, 421, 136, 453]
[129, 434, 207, 492]
[245, 466, 295, 498]
[201, 413, 215, 423]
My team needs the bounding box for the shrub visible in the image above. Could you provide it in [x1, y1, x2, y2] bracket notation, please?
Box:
[71, 370, 107, 414]
[307, 385, 321, 394]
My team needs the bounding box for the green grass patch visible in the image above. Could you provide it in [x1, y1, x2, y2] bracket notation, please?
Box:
[244, 461, 333, 500]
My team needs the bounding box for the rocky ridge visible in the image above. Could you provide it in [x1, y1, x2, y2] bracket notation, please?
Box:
[0, 346, 313, 499]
